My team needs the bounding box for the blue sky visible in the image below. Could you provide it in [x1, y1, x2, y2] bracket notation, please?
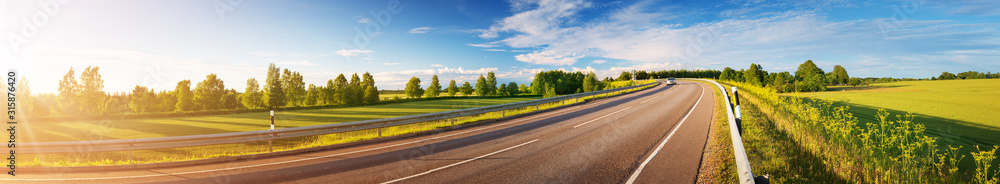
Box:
[2, 0, 999, 93]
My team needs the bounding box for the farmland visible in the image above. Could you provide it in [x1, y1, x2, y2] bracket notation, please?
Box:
[796, 79, 1000, 156]
[22, 96, 542, 142]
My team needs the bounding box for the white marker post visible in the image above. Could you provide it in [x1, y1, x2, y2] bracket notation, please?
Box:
[732, 87, 743, 135]
[269, 110, 274, 152]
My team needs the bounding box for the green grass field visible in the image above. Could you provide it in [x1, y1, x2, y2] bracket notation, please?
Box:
[795, 79, 1000, 151]
[23, 96, 542, 142]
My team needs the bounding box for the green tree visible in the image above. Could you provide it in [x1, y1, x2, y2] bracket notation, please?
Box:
[720, 67, 736, 81]
[743, 63, 764, 87]
[771, 72, 794, 93]
[486, 71, 497, 96]
[282, 69, 306, 107]
[425, 75, 442, 98]
[263, 63, 284, 108]
[543, 83, 557, 98]
[220, 89, 241, 110]
[939, 72, 957, 80]
[618, 71, 632, 81]
[519, 84, 529, 94]
[447, 80, 458, 97]
[79, 66, 106, 114]
[583, 72, 598, 92]
[176, 80, 194, 111]
[348, 73, 362, 105]
[795, 60, 825, 81]
[848, 77, 862, 86]
[362, 72, 379, 104]
[304, 84, 318, 106]
[460, 81, 473, 96]
[193, 74, 226, 110]
[405, 76, 424, 98]
[506, 82, 519, 96]
[497, 83, 508, 96]
[832, 65, 849, 85]
[333, 74, 349, 104]
[129, 85, 154, 113]
[57, 67, 80, 115]
[475, 75, 488, 96]
[156, 90, 177, 112]
[322, 79, 335, 105]
[363, 85, 379, 104]
[240, 78, 262, 109]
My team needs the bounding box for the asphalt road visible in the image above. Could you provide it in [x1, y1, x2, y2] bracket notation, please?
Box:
[6, 80, 715, 184]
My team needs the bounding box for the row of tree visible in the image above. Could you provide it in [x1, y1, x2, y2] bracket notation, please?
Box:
[720, 60, 855, 93]
[935, 71, 999, 80]
[404, 72, 527, 98]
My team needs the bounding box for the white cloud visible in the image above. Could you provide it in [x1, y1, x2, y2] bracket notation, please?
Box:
[334, 49, 374, 57]
[431, 64, 444, 67]
[466, 43, 498, 48]
[514, 50, 584, 66]
[484, 49, 507, 52]
[278, 60, 319, 66]
[592, 60, 607, 64]
[408, 26, 436, 33]
[248, 51, 277, 57]
[384, 63, 400, 66]
[358, 17, 371, 23]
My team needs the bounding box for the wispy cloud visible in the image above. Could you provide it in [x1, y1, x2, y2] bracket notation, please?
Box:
[484, 49, 506, 52]
[466, 43, 498, 48]
[383, 62, 400, 66]
[248, 51, 278, 57]
[431, 64, 444, 67]
[357, 17, 371, 23]
[278, 60, 319, 66]
[334, 49, 374, 57]
[408, 26, 436, 33]
[592, 60, 607, 64]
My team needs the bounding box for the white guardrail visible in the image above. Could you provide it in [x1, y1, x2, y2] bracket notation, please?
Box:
[688, 78, 760, 184]
[18, 81, 659, 154]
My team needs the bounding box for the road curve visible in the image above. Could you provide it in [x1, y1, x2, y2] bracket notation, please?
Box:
[5, 80, 714, 184]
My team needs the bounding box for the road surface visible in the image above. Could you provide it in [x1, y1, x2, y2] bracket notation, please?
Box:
[5, 80, 715, 184]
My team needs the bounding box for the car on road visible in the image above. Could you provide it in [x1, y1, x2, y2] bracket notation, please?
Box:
[666, 77, 676, 85]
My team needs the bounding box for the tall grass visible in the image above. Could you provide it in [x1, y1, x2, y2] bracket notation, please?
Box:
[723, 80, 999, 183]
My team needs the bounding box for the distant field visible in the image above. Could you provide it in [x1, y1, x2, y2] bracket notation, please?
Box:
[794, 79, 1000, 157]
[22, 96, 542, 142]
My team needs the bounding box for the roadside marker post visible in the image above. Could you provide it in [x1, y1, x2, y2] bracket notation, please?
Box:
[732, 87, 743, 135]
[269, 110, 274, 152]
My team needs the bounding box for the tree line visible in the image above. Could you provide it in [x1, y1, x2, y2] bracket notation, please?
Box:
[720, 60, 853, 93]
[16, 63, 383, 117]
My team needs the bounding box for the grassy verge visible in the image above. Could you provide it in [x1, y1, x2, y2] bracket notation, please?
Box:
[725, 80, 1000, 183]
[21, 80, 658, 167]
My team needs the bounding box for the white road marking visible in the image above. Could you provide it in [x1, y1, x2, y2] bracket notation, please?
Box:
[639, 95, 662, 104]
[572, 106, 632, 128]
[625, 84, 706, 184]
[380, 139, 539, 184]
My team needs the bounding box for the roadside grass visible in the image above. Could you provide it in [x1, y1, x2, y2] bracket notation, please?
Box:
[797, 79, 1000, 172]
[21, 81, 658, 167]
[727, 80, 1000, 183]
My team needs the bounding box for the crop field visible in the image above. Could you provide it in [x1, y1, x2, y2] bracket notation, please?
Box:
[22, 96, 541, 142]
[795, 79, 1000, 167]
[719, 79, 999, 183]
